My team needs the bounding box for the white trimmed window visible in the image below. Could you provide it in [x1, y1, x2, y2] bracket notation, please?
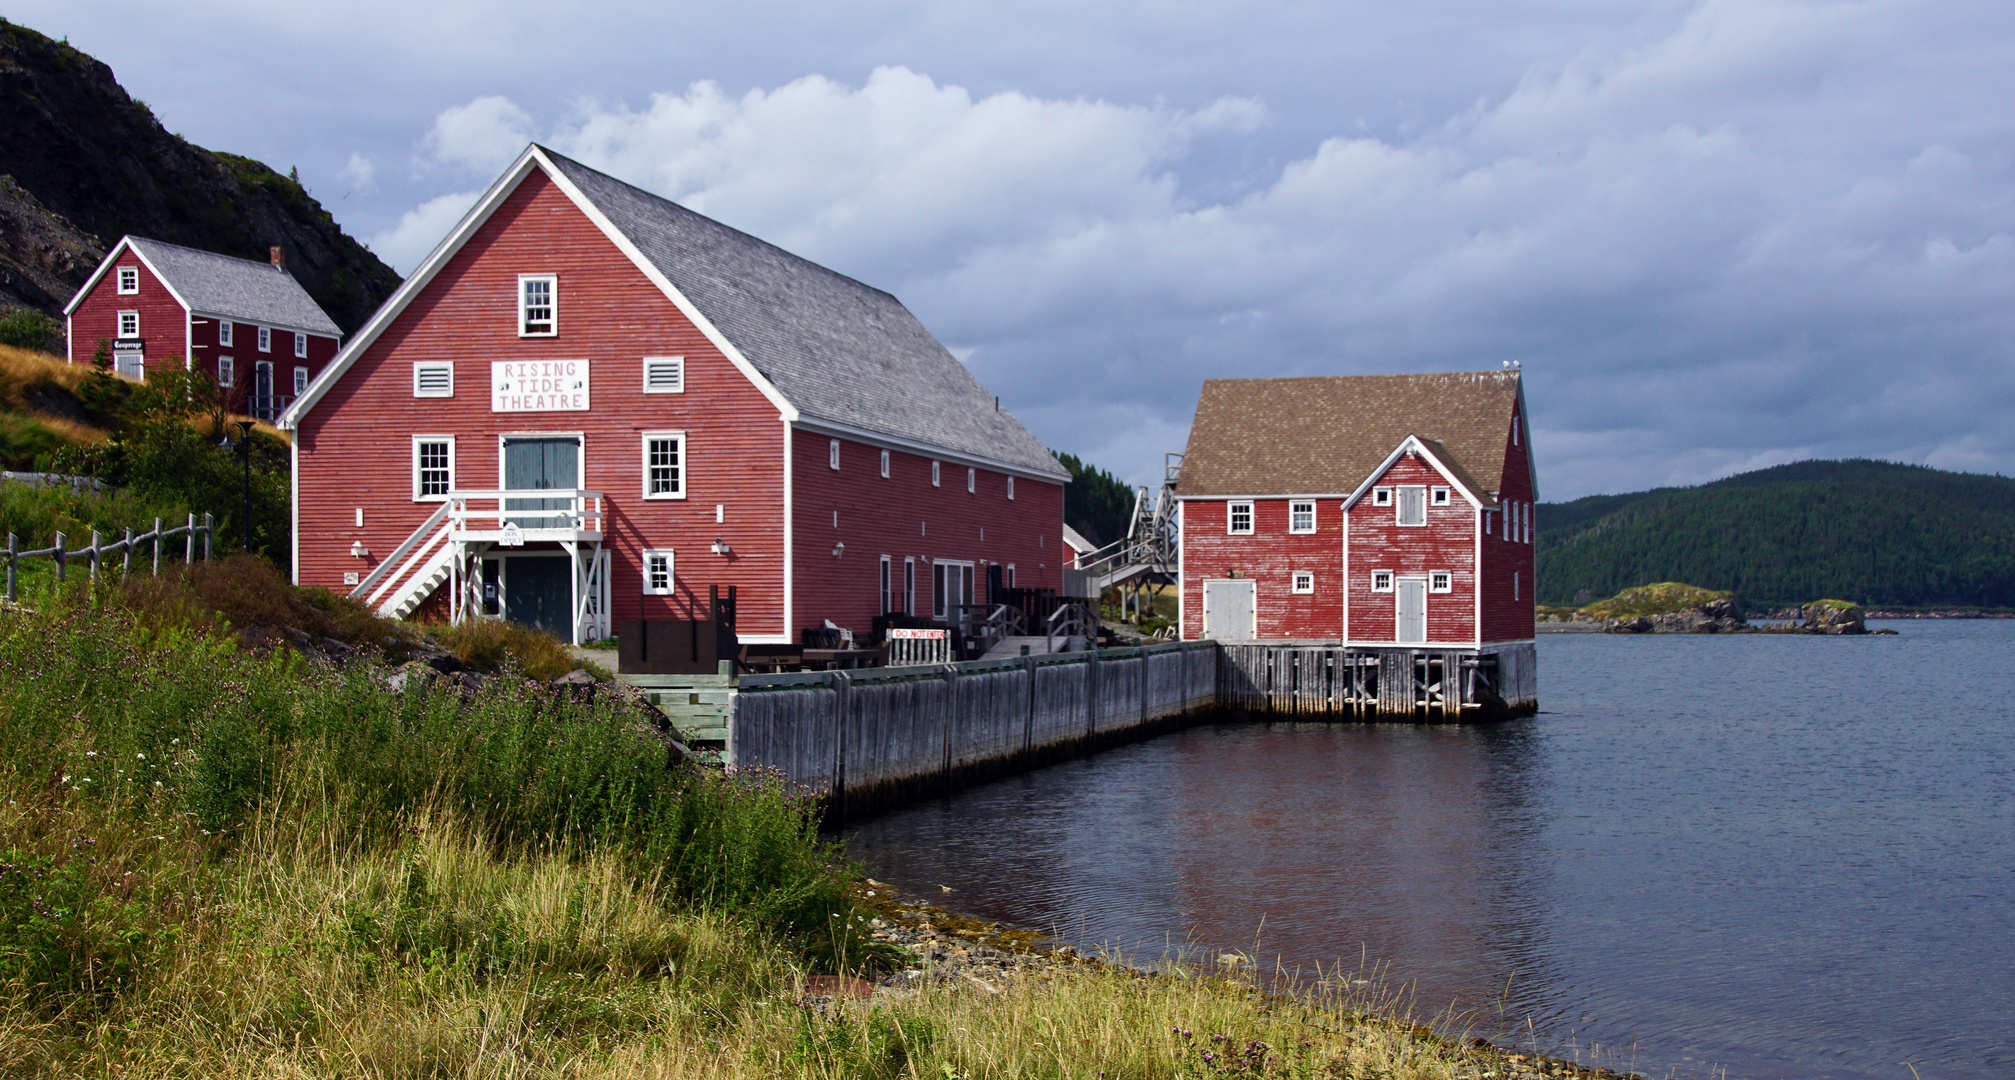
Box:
[1372, 487, 1392, 507]
[966, 467, 976, 493]
[218, 320, 233, 347]
[880, 449, 891, 478]
[413, 437, 454, 500]
[880, 555, 893, 613]
[643, 356, 685, 393]
[1007, 476, 1015, 500]
[1397, 486, 1427, 526]
[826, 439, 840, 470]
[1371, 570, 1394, 593]
[1291, 570, 1314, 594]
[1431, 487, 1451, 506]
[293, 366, 308, 396]
[643, 432, 686, 499]
[1289, 500, 1315, 533]
[1005, 564, 1016, 588]
[257, 326, 271, 353]
[518, 274, 556, 336]
[217, 356, 234, 387]
[642, 550, 675, 595]
[1430, 571, 1452, 594]
[1228, 501, 1254, 535]
[117, 266, 139, 294]
[1513, 413, 1520, 447]
[294, 332, 308, 359]
[117, 310, 139, 337]
[904, 558, 917, 614]
[931, 460, 941, 487]
[413, 362, 454, 398]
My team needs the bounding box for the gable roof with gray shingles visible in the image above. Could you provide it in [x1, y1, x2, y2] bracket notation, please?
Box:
[1176, 371, 1526, 502]
[543, 150, 1066, 480]
[126, 237, 341, 336]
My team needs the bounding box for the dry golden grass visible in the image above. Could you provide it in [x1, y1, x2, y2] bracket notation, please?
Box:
[0, 342, 84, 391]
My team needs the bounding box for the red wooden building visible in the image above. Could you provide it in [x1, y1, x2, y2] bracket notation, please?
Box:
[64, 236, 342, 419]
[1175, 372, 1537, 702]
[279, 145, 1068, 646]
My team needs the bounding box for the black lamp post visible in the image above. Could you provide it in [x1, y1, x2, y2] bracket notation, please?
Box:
[220, 420, 255, 553]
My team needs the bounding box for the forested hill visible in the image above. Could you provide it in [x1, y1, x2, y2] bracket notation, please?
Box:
[1055, 451, 1135, 548]
[0, 19, 399, 332]
[1537, 460, 2015, 609]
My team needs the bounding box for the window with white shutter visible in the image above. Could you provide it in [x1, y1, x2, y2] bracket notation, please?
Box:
[1397, 486, 1427, 526]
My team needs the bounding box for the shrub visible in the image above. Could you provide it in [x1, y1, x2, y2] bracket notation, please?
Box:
[0, 309, 58, 352]
[432, 616, 606, 681]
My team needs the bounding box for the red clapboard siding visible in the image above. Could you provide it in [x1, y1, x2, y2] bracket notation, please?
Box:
[67, 255, 186, 371]
[791, 428, 1063, 638]
[1478, 406, 1535, 643]
[294, 169, 791, 635]
[1343, 453, 1477, 644]
[1179, 497, 1343, 639]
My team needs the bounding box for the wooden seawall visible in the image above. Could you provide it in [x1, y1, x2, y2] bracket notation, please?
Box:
[1216, 642, 1537, 721]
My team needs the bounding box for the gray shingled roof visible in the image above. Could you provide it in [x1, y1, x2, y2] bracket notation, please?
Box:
[1178, 372, 1524, 500]
[128, 237, 341, 336]
[543, 150, 1066, 479]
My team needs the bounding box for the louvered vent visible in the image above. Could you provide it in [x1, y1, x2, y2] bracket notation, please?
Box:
[643, 356, 684, 393]
[413, 363, 454, 397]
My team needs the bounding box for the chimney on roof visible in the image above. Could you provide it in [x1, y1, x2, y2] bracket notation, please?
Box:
[270, 246, 285, 270]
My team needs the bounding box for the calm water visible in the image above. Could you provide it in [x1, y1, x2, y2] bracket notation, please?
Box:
[842, 622, 2015, 1080]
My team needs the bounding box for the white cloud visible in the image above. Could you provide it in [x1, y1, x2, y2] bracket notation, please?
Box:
[336, 152, 376, 194]
[423, 95, 534, 177]
[367, 190, 481, 274]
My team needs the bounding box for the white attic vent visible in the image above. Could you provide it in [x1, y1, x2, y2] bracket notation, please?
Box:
[413, 362, 454, 398]
[643, 356, 685, 393]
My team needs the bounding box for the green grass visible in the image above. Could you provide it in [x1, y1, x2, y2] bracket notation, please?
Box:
[1576, 582, 1735, 620]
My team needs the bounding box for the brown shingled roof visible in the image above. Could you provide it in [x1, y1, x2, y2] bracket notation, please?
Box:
[1176, 371, 1526, 500]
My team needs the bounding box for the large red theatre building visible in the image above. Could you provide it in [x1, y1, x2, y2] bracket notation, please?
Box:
[280, 145, 1067, 646]
[1175, 372, 1537, 707]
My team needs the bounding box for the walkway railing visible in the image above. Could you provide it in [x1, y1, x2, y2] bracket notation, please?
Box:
[4, 513, 214, 602]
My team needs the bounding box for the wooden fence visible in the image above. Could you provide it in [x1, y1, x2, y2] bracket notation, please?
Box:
[733, 640, 1218, 813]
[5, 514, 215, 602]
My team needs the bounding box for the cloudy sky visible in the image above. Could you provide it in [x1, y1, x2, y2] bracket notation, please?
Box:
[22, 0, 2015, 498]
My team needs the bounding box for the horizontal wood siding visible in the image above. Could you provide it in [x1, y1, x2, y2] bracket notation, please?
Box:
[790, 427, 1063, 639]
[294, 170, 789, 634]
[1344, 454, 1478, 644]
[1479, 411, 1536, 643]
[190, 318, 339, 415]
[1178, 498, 1343, 639]
[68, 255, 186, 372]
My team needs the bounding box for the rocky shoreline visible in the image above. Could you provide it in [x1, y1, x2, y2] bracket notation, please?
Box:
[843, 879, 1662, 1080]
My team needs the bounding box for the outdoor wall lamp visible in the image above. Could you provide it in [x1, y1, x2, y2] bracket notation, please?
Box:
[711, 537, 731, 555]
[832, 541, 845, 557]
[350, 541, 370, 558]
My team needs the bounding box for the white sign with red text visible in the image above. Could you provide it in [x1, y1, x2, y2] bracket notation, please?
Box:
[888, 628, 947, 640]
[492, 360, 590, 412]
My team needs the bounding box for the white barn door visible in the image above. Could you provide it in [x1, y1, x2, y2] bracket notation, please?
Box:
[1203, 580, 1257, 640]
[1397, 577, 1427, 643]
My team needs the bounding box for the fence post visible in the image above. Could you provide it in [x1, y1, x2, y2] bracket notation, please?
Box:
[89, 531, 101, 582]
[153, 518, 163, 576]
[54, 531, 65, 582]
[203, 513, 213, 561]
[123, 528, 133, 576]
[185, 514, 195, 564]
[4, 533, 13, 603]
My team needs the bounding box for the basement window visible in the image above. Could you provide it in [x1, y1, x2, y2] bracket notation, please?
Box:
[1228, 501, 1254, 535]
[1430, 571, 1452, 594]
[413, 362, 454, 398]
[1289, 500, 1315, 534]
[519, 275, 556, 336]
[643, 356, 685, 393]
[1371, 571, 1394, 593]
[413, 437, 454, 500]
[1372, 487, 1392, 507]
[117, 266, 139, 294]
[642, 550, 675, 595]
[1291, 571, 1314, 594]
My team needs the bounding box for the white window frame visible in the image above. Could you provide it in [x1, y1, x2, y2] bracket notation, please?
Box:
[217, 320, 233, 347]
[880, 448, 891, 478]
[880, 554, 893, 613]
[829, 439, 841, 470]
[413, 436, 455, 501]
[117, 310, 139, 337]
[931, 460, 941, 487]
[1396, 486, 1428, 527]
[293, 366, 309, 396]
[413, 362, 454, 398]
[1371, 570, 1394, 593]
[966, 467, 976, 493]
[904, 557, 916, 615]
[642, 431, 688, 500]
[1372, 487, 1392, 507]
[1525, 501, 1534, 544]
[1227, 500, 1254, 535]
[641, 549, 676, 596]
[1289, 500, 1315, 534]
[257, 326, 271, 353]
[1291, 570, 1314, 594]
[116, 266, 139, 294]
[518, 274, 557, 337]
[1431, 487, 1451, 506]
[1007, 476, 1015, 500]
[1430, 571, 1453, 594]
[217, 355, 234, 387]
[1513, 413, 1520, 447]
[1005, 564, 1016, 589]
[294, 332, 308, 359]
[643, 356, 685, 393]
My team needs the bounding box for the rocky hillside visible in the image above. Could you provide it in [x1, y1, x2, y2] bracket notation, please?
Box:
[0, 18, 399, 334]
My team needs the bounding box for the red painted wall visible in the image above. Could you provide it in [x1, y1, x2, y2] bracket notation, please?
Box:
[1179, 497, 1343, 639]
[66, 252, 186, 372]
[294, 170, 791, 635]
[1478, 404, 1536, 643]
[790, 427, 1063, 638]
[1342, 453, 1478, 645]
[188, 318, 340, 414]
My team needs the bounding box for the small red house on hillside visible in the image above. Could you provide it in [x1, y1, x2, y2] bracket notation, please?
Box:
[280, 145, 1067, 646]
[65, 237, 342, 418]
[1176, 372, 1537, 707]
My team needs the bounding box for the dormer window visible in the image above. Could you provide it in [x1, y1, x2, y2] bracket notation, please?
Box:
[117, 266, 139, 294]
[218, 320, 233, 347]
[518, 274, 556, 336]
[257, 326, 271, 353]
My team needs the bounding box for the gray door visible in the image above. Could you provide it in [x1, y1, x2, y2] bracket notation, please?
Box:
[504, 556, 572, 639]
[1397, 578, 1427, 643]
[503, 437, 580, 528]
[1203, 580, 1256, 639]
